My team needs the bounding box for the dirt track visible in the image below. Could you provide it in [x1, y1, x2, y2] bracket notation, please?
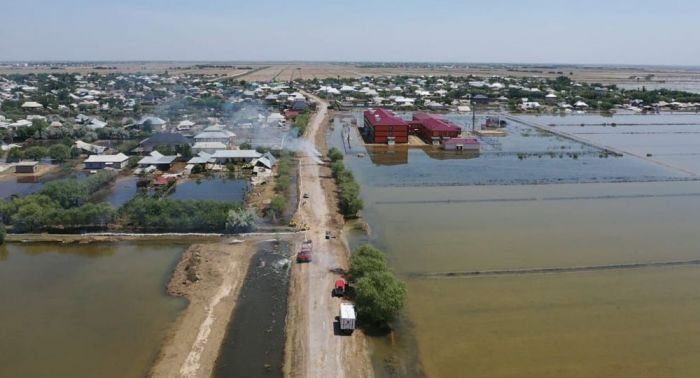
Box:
[149, 241, 255, 378]
[284, 94, 372, 377]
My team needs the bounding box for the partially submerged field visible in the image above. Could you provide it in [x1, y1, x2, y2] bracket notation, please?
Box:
[335, 111, 700, 377]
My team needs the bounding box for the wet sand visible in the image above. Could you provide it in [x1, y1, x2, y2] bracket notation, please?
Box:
[149, 241, 255, 378]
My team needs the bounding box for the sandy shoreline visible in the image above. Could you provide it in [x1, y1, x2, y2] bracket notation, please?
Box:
[149, 240, 256, 378]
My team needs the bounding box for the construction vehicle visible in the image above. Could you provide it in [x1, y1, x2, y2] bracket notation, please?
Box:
[339, 303, 356, 335]
[296, 240, 313, 263]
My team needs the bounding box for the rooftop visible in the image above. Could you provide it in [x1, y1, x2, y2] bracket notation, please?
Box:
[364, 108, 408, 127]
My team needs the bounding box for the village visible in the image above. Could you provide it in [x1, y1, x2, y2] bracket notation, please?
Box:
[3, 63, 700, 378]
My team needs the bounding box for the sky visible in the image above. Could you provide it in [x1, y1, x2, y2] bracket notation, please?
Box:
[1, 0, 700, 65]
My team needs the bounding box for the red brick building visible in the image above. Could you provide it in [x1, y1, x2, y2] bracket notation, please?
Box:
[410, 112, 462, 144]
[363, 108, 409, 144]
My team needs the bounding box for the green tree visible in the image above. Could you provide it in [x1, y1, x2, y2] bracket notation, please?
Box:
[354, 270, 406, 326]
[225, 208, 257, 233]
[23, 146, 48, 161]
[0, 222, 5, 245]
[49, 144, 70, 162]
[349, 244, 387, 281]
[6, 147, 22, 162]
[268, 195, 286, 221]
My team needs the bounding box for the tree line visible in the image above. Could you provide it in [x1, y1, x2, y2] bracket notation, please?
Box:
[329, 148, 363, 218]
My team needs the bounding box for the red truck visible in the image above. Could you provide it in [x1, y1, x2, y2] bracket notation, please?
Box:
[297, 240, 313, 263]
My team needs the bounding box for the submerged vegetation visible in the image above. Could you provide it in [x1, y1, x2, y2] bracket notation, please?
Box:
[349, 244, 406, 329]
[0, 171, 118, 232]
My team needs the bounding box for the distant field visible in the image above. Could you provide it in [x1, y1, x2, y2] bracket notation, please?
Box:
[3, 62, 700, 88]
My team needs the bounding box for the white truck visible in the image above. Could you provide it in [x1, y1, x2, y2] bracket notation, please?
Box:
[339, 303, 356, 335]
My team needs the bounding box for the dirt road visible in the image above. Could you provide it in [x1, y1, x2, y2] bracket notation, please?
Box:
[284, 94, 372, 377]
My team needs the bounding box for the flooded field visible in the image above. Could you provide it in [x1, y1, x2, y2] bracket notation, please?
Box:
[338, 113, 688, 187]
[214, 241, 290, 377]
[169, 177, 248, 202]
[0, 242, 187, 378]
[0, 169, 88, 199]
[333, 112, 700, 377]
[519, 113, 700, 175]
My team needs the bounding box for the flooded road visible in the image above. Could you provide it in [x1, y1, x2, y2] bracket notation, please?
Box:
[333, 112, 700, 377]
[0, 242, 186, 378]
[214, 241, 290, 377]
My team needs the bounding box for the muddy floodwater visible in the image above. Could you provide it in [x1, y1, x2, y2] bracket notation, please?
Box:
[333, 112, 700, 377]
[0, 242, 186, 378]
[214, 241, 290, 377]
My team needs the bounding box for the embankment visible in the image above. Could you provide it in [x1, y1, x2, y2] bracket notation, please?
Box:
[149, 241, 255, 378]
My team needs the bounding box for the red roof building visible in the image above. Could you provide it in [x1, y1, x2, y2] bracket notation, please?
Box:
[362, 108, 408, 144]
[410, 112, 462, 144]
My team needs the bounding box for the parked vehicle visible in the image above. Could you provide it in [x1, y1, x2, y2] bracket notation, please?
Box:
[297, 240, 313, 263]
[339, 303, 356, 335]
[325, 230, 331, 239]
[333, 279, 346, 297]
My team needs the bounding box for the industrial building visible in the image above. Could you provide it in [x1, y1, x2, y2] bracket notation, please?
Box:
[362, 108, 409, 144]
[409, 113, 462, 144]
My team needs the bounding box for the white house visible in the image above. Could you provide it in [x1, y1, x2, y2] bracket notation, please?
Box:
[210, 150, 261, 164]
[84, 153, 129, 170]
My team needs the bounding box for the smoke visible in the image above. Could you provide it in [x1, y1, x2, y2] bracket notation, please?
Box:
[283, 137, 323, 163]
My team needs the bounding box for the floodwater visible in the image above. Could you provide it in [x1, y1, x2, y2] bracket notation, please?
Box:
[168, 177, 248, 202]
[90, 175, 139, 207]
[214, 241, 290, 377]
[333, 112, 700, 377]
[0, 169, 88, 199]
[0, 242, 187, 378]
[519, 113, 700, 175]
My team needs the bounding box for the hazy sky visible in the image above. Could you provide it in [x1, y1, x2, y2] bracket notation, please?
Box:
[2, 0, 699, 65]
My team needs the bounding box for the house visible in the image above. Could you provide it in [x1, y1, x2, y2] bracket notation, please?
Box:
[138, 116, 167, 129]
[75, 140, 107, 155]
[137, 151, 177, 171]
[187, 152, 213, 165]
[84, 153, 129, 170]
[210, 150, 262, 164]
[442, 137, 480, 151]
[362, 108, 409, 144]
[177, 120, 195, 131]
[290, 98, 309, 112]
[574, 100, 589, 109]
[471, 94, 490, 105]
[21, 101, 43, 109]
[193, 126, 235, 146]
[138, 132, 191, 154]
[15, 161, 39, 174]
[192, 142, 227, 154]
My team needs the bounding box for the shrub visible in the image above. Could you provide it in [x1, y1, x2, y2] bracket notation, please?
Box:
[226, 208, 257, 233]
[328, 147, 344, 162]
